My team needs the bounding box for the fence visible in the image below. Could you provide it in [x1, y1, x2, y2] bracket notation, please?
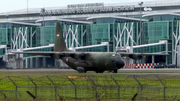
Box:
[0, 74, 180, 101]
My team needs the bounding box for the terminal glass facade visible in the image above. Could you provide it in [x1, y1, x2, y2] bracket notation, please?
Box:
[86, 24, 109, 45]
[134, 44, 166, 53]
[0, 48, 5, 56]
[148, 15, 180, 22]
[2, 15, 180, 68]
[0, 28, 7, 45]
[95, 18, 116, 24]
[143, 21, 169, 44]
[76, 46, 108, 52]
[36, 26, 55, 46]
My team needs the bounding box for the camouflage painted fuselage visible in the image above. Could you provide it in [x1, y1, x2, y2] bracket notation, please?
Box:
[59, 52, 124, 72]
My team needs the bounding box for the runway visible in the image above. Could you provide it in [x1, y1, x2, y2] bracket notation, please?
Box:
[119, 68, 180, 73]
[0, 68, 77, 73]
[1, 68, 180, 73]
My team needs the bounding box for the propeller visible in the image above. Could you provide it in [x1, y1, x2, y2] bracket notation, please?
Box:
[128, 54, 143, 60]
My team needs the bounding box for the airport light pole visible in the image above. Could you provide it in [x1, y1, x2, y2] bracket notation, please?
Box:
[27, 0, 28, 13]
[138, 2, 143, 45]
[41, 8, 45, 26]
[138, 2, 143, 63]
[41, 8, 45, 45]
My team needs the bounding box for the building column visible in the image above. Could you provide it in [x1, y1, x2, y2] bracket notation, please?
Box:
[166, 56, 168, 64]
[152, 55, 154, 63]
[165, 40, 168, 64]
[25, 58, 28, 68]
[36, 57, 39, 68]
[30, 57, 32, 68]
[15, 54, 23, 69]
[43, 57, 46, 67]
[177, 46, 180, 67]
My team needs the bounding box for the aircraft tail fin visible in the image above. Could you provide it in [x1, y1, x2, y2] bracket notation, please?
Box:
[54, 22, 68, 52]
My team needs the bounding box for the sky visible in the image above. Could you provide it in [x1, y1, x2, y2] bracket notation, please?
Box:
[0, 0, 155, 13]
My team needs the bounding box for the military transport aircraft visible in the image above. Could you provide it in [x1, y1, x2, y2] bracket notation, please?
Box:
[12, 22, 168, 73]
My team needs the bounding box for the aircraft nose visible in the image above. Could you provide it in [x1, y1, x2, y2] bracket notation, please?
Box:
[116, 60, 125, 69]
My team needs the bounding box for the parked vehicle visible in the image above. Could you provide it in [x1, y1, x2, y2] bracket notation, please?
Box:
[154, 64, 176, 69]
[154, 64, 167, 69]
[167, 64, 176, 68]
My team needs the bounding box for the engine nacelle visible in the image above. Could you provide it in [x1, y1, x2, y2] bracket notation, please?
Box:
[128, 54, 143, 60]
[77, 67, 85, 73]
[69, 53, 86, 60]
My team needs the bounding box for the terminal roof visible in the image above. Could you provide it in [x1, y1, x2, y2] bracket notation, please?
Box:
[0, 21, 41, 26]
[86, 16, 148, 22]
[36, 18, 92, 24]
[143, 13, 180, 17]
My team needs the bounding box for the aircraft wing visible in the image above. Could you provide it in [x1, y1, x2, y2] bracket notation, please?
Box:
[120, 52, 169, 60]
[11, 51, 88, 60]
[120, 52, 169, 56]
[12, 51, 55, 56]
[12, 51, 169, 60]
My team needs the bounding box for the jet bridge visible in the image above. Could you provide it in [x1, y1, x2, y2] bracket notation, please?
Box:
[116, 40, 168, 64]
[3, 44, 54, 69]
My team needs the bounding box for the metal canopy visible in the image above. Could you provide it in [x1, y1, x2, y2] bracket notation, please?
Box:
[86, 16, 148, 22]
[0, 21, 41, 26]
[35, 18, 92, 24]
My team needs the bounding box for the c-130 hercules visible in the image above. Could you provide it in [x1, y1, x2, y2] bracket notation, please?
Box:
[13, 22, 168, 73]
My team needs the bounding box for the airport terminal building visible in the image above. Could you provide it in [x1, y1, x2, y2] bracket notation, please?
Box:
[0, 0, 180, 68]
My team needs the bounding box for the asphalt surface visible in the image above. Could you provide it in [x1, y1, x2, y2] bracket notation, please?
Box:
[0, 68, 77, 72]
[1, 68, 180, 73]
[119, 68, 180, 73]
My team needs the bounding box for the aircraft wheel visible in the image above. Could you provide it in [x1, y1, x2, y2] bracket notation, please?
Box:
[78, 71, 83, 73]
[78, 70, 87, 73]
[96, 71, 104, 73]
[113, 69, 118, 73]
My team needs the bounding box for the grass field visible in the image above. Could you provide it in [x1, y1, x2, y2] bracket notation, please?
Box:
[0, 72, 180, 101]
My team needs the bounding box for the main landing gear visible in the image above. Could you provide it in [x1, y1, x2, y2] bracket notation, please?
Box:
[113, 69, 118, 73]
[95, 71, 104, 73]
[78, 70, 87, 73]
[113, 69, 117, 73]
[77, 67, 86, 73]
[95, 69, 118, 73]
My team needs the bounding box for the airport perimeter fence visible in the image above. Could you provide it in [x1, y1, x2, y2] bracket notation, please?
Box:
[0, 74, 180, 101]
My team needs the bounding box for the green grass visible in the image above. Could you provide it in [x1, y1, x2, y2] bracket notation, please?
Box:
[0, 72, 180, 101]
